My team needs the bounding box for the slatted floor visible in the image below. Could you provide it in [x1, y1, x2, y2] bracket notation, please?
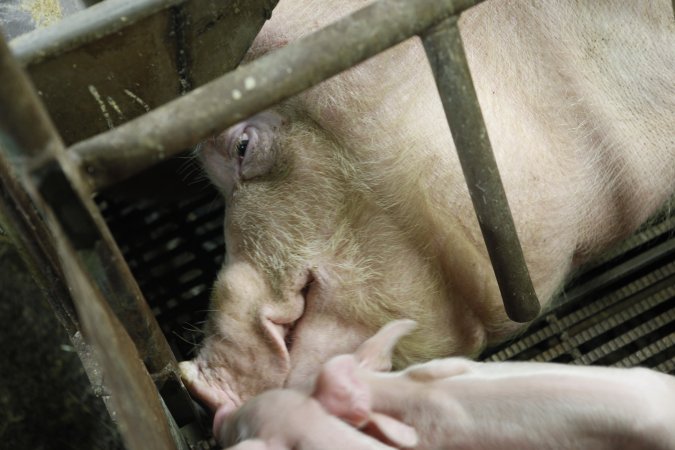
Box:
[481, 209, 675, 374]
[99, 189, 674, 373]
[99, 191, 224, 360]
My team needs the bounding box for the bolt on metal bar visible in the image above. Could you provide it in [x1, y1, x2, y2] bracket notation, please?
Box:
[69, 0, 483, 192]
[0, 31, 189, 449]
[421, 17, 540, 322]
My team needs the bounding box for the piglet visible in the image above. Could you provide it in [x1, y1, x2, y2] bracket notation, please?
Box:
[210, 320, 419, 449]
[213, 320, 675, 449]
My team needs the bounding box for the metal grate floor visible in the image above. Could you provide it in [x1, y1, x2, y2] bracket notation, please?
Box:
[480, 211, 675, 374]
[99, 189, 224, 360]
[100, 189, 674, 373]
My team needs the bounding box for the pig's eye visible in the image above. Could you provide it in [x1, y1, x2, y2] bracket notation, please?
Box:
[236, 133, 249, 158]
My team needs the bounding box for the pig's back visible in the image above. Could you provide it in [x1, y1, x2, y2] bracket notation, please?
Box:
[456, 0, 675, 298]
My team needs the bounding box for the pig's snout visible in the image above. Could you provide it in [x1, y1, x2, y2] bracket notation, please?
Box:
[179, 360, 241, 416]
[180, 261, 310, 424]
[179, 360, 241, 438]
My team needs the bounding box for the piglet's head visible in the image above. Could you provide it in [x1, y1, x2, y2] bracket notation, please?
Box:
[209, 321, 419, 450]
[312, 320, 419, 449]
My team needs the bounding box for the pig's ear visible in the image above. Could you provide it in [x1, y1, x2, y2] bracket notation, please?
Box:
[355, 320, 416, 371]
[363, 412, 419, 449]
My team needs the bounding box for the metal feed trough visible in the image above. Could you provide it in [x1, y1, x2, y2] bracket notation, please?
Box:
[0, 1, 672, 449]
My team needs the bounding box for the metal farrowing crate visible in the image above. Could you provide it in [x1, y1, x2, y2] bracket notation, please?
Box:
[0, 1, 672, 449]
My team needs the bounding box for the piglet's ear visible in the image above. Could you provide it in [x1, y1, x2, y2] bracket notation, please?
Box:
[313, 355, 371, 428]
[363, 412, 419, 449]
[355, 320, 416, 372]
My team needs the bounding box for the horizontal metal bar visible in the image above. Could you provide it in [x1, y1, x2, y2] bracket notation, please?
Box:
[10, 0, 277, 148]
[10, 0, 185, 65]
[70, 0, 482, 191]
[421, 17, 540, 322]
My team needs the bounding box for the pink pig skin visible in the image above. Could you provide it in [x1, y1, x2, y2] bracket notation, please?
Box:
[183, 1, 675, 445]
[214, 321, 675, 449]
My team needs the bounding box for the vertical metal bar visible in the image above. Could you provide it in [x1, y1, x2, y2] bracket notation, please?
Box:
[0, 30, 187, 449]
[54, 230, 183, 450]
[0, 158, 79, 337]
[421, 17, 540, 322]
[0, 22, 177, 378]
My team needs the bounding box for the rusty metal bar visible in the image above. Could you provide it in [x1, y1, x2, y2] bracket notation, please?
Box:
[54, 234, 183, 450]
[1, 28, 175, 378]
[0, 159, 79, 337]
[421, 17, 540, 322]
[69, 0, 483, 192]
[0, 31, 191, 449]
[0, 41, 79, 331]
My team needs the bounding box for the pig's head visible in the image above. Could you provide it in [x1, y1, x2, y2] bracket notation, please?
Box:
[181, 101, 490, 414]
